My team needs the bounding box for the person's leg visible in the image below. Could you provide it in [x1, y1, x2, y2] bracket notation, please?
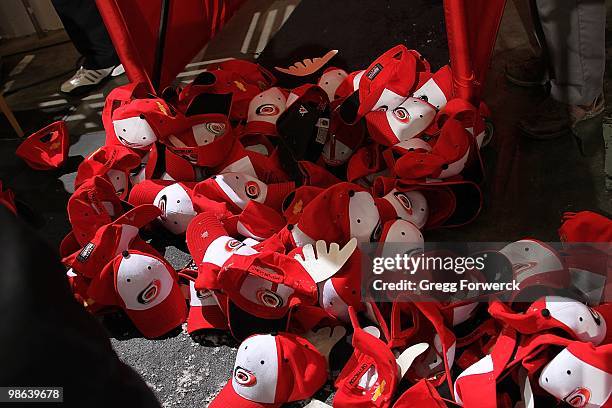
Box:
[52, 0, 122, 94]
[505, 0, 548, 87]
[51, 0, 119, 69]
[0, 207, 160, 407]
[537, 0, 605, 106]
[519, 0, 606, 139]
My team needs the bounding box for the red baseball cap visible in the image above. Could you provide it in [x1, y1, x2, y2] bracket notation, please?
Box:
[538, 341, 612, 408]
[215, 251, 318, 320]
[193, 172, 294, 213]
[186, 278, 228, 334]
[489, 296, 607, 344]
[210, 332, 327, 407]
[289, 182, 381, 247]
[111, 97, 173, 150]
[63, 204, 162, 278]
[75, 145, 141, 199]
[281, 185, 324, 225]
[67, 176, 125, 246]
[559, 211, 612, 243]
[207, 59, 276, 89]
[333, 307, 401, 408]
[128, 180, 197, 235]
[87, 249, 187, 338]
[365, 97, 437, 146]
[392, 118, 472, 180]
[162, 113, 236, 168]
[374, 188, 429, 229]
[244, 87, 288, 136]
[411, 64, 453, 111]
[339, 45, 427, 124]
[16, 121, 69, 170]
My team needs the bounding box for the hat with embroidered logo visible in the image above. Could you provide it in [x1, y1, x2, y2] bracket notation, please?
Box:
[87, 249, 187, 338]
[210, 332, 327, 408]
[74, 145, 141, 199]
[128, 180, 197, 234]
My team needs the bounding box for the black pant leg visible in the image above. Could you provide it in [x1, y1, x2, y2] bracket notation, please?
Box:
[51, 0, 119, 69]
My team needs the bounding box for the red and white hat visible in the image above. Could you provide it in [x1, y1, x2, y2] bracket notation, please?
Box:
[315, 249, 363, 322]
[454, 328, 517, 407]
[340, 45, 427, 124]
[334, 70, 364, 100]
[210, 333, 327, 407]
[193, 172, 294, 214]
[376, 219, 424, 259]
[163, 113, 236, 168]
[214, 251, 318, 320]
[392, 118, 472, 180]
[317, 67, 349, 101]
[234, 201, 286, 241]
[498, 239, 570, 291]
[333, 307, 404, 408]
[374, 188, 429, 229]
[539, 341, 612, 408]
[365, 97, 437, 147]
[67, 176, 125, 246]
[128, 180, 197, 235]
[244, 87, 288, 136]
[488, 296, 607, 345]
[87, 249, 187, 338]
[111, 98, 173, 149]
[16, 121, 69, 170]
[281, 185, 324, 224]
[207, 59, 276, 90]
[186, 279, 228, 334]
[411, 64, 453, 111]
[75, 145, 141, 199]
[63, 204, 162, 279]
[290, 182, 381, 247]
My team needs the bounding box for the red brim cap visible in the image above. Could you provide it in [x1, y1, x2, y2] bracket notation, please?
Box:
[128, 179, 174, 206]
[187, 297, 228, 334]
[210, 379, 280, 408]
[16, 120, 69, 170]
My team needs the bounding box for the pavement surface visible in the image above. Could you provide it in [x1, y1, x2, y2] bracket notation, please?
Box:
[0, 0, 611, 406]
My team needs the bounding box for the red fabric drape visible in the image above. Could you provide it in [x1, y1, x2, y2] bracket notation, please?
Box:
[96, 0, 245, 93]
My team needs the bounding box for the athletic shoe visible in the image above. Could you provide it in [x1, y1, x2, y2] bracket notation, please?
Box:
[60, 66, 115, 94]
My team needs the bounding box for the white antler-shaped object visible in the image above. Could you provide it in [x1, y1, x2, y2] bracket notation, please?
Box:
[294, 238, 358, 283]
[274, 50, 339, 77]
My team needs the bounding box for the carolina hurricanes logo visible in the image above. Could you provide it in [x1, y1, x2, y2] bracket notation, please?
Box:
[234, 367, 257, 386]
[564, 387, 591, 407]
[392, 106, 410, 123]
[205, 122, 226, 135]
[225, 239, 244, 252]
[244, 181, 261, 199]
[157, 195, 168, 221]
[255, 104, 279, 116]
[394, 192, 414, 214]
[256, 289, 283, 308]
[137, 279, 162, 305]
[512, 261, 538, 274]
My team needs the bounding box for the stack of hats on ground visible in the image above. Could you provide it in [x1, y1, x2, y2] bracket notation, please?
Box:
[21, 45, 611, 407]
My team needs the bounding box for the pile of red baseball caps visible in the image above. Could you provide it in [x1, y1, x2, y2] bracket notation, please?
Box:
[15, 45, 612, 407]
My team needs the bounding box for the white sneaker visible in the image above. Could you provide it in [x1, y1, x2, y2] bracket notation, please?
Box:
[60, 66, 114, 94]
[111, 64, 125, 77]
